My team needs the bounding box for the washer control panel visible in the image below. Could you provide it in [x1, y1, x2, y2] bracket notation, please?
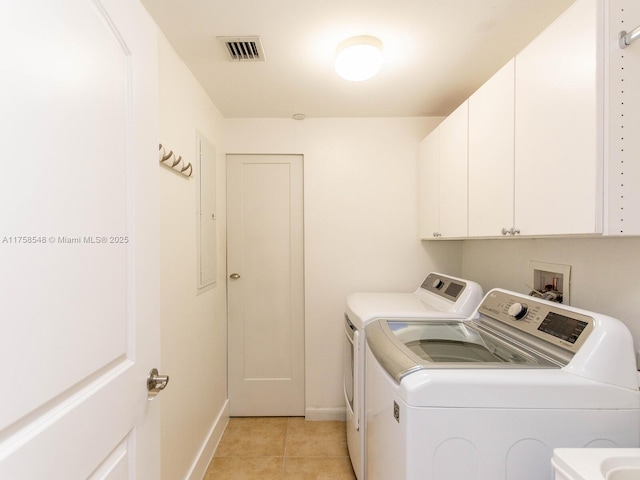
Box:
[420, 273, 466, 301]
[478, 290, 594, 353]
[508, 302, 529, 320]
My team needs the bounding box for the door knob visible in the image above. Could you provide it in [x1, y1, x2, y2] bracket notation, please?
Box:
[147, 368, 169, 400]
[229, 273, 241, 279]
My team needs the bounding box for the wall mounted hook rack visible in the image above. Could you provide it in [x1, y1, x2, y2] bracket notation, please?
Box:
[159, 143, 193, 177]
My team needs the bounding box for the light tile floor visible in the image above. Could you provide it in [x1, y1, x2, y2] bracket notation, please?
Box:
[204, 417, 356, 480]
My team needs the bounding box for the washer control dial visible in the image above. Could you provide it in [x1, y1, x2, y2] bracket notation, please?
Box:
[508, 302, 529, 320]
[432, 278, 444, 290]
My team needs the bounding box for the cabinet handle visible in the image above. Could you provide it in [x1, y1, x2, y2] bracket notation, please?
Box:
[432, 232, 441, 238]
[501, 227, 520, 236]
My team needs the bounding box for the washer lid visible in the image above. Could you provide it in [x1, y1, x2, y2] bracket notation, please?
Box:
[367, 319, 561, 383]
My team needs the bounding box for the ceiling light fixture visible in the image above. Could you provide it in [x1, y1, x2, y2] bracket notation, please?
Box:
[334, 35, 383, 82]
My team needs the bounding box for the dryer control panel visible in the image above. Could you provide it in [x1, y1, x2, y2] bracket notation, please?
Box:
[477, 289, 594, 354]
[420, 273, 466, 301]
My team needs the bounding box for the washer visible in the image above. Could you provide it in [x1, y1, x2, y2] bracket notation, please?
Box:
[344, 272, 483, 480]
[366, 288, 640, 480]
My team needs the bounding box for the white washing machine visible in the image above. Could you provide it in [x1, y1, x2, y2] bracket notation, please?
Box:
[344, 272, 484, 480]
[366, 288, 640, 480]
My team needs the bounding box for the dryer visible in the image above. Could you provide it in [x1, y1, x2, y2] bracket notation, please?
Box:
[344, 272, 483, 479]
[365, 288, 640, 480]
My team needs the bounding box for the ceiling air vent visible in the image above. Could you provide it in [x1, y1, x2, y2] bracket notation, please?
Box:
[218, 36, 266, 62]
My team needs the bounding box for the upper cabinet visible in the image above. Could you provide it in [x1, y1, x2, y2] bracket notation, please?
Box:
[421, 0, 640, 239]
[419, 101, 468, 239]
[514, 0, 601, 236]
[439, 101, 469, 238]
[418, 128, 440, 239]
[468, 59, 515, 237]
[607, 0, 640, 235]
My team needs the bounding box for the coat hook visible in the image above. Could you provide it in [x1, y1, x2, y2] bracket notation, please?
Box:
[158, 144, 193, 178]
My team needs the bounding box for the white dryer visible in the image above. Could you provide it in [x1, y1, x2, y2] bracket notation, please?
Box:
[365, 289, 640, 480]
[344, 272, 483, 480]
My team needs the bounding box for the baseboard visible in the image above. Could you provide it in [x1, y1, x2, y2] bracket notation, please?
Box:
[187, 399, 229, 480]
[305, 406, 346, 421]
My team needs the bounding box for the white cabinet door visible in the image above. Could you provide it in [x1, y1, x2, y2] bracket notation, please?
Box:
[468, 59, 515, 237]
[514, 0, 602, 236]
[439, 101, 469, 238]
[418, 128, 441, 239]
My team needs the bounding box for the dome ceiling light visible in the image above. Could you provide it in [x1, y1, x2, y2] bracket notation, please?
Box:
[334, 35, 383, 82]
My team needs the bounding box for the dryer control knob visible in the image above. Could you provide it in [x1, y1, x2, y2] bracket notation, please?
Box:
[432, 279, 444, 290]
[508, 302, 528, 320]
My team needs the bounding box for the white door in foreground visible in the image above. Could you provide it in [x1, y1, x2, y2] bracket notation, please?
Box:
[0, 0, 162, 477]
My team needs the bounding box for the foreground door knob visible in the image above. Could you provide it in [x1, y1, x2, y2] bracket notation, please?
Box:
[147, 368, 169, 400]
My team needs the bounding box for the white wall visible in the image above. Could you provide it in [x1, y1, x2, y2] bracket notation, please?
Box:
[460, 237, 640, 353]
[158, 34, 228, 479]
[225, 118, 462, 417]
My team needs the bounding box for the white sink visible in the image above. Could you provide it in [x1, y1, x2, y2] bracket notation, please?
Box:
[607, 469, 640, 480]
[602, 455, 640, 480]
[553, 448, 640, 480]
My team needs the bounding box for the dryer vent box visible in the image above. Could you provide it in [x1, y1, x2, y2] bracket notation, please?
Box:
[529, 261, 571, 304]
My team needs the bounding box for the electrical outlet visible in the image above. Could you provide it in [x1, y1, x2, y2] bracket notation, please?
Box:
[529, 261, 571, 304]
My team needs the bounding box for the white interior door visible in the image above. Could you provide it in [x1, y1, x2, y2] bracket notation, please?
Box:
[227, 154, 305, 416]
[0, 1, 161, 478]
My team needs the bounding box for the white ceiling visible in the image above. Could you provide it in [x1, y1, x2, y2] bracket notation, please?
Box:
[141, 0, 575, 119]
